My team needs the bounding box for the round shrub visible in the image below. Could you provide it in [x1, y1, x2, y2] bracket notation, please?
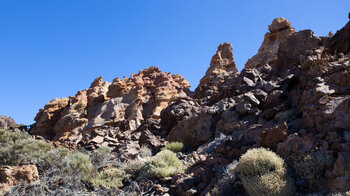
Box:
[236, 148, 295, 196]
[139, 149, 184, 178]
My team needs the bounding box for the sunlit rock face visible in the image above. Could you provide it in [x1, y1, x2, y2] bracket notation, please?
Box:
[28, 16, 350, 194]
[245, 17, 295, 70]
[31, 66, 190, 145]
[195, 42, 238, 100]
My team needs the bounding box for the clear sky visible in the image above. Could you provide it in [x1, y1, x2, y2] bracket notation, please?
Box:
[0, 0, 349, 125]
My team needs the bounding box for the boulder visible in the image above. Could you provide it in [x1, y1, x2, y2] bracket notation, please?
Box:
[277, 30, 321, 70]
[0, 165, 39, 194]
[168, 110, 213, 149]
[259, 122, 288, 150]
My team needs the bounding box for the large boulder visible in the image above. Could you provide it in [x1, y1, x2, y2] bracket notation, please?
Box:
[168, 109, 213, 149]
[277, 30, 321, 70]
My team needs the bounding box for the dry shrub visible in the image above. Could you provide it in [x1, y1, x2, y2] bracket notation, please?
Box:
[236, 148, 295, 196]
[89, 168, 126, 189]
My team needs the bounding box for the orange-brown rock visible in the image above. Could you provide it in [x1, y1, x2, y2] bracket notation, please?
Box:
[31, 97, 69, 139]
[245, 17, 295, 69]
[259, 122, 288, 151]
[31, 67, 190, 146]
[195, 43, 238, 99]
[0, 165, 39, 194]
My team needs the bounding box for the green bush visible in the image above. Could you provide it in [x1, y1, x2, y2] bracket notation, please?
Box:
[275, 110, 295, 121]
[64, 152, 94, 179]
[236, 148, 295, 196]
[139, 149, 185, 178]
[161, 142, 183, 153]
[90, 146, 112, 167]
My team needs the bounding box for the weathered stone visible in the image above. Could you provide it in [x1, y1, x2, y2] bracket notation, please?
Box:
[0, 165, 39, 194]
[245, 17, 295, 69]
[327, 21, 350, 54]
[326, 152, 350, 193]
[277, 30, 321, 70]
[260, 123, 288, 150]
[195, 43, 238, 99]
[168, 110, 213, 149]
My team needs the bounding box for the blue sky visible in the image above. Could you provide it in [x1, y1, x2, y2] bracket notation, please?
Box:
[0, 0, 349, 125]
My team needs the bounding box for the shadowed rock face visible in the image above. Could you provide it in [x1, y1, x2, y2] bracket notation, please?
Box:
[27, 18, 350, 195]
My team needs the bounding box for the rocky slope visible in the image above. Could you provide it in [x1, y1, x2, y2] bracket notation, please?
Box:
[26, 17, 350, 195]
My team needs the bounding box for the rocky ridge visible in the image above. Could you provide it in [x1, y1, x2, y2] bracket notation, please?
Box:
[25, 17, 350, 195]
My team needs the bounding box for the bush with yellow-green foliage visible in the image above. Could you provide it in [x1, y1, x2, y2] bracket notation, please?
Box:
[139, 149, 185, 178]
[161, 142, 183, 153]
[235, 148, 295, 196]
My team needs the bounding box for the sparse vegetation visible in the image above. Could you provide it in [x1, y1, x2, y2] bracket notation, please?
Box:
[90, 146, 113, 167]
[161, 142, 184, 153]
[0, 129, 126, 194]
[89, 168, 126, 189]
[139, 149, 185, 178]
[235, 148, 295, 196]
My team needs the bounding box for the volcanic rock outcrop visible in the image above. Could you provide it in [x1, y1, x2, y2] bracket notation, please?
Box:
[31, 66, 190, 152]
[29, 17, 350, 195]
[245, 17, 295, 70]
[195, 43, 238, 101]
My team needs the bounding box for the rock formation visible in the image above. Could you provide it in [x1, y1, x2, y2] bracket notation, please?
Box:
[245, 17, 295, 70]
[31, 66, 190, 156]
[27, 17, 350, 195]
[195, 43, 238, 101]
